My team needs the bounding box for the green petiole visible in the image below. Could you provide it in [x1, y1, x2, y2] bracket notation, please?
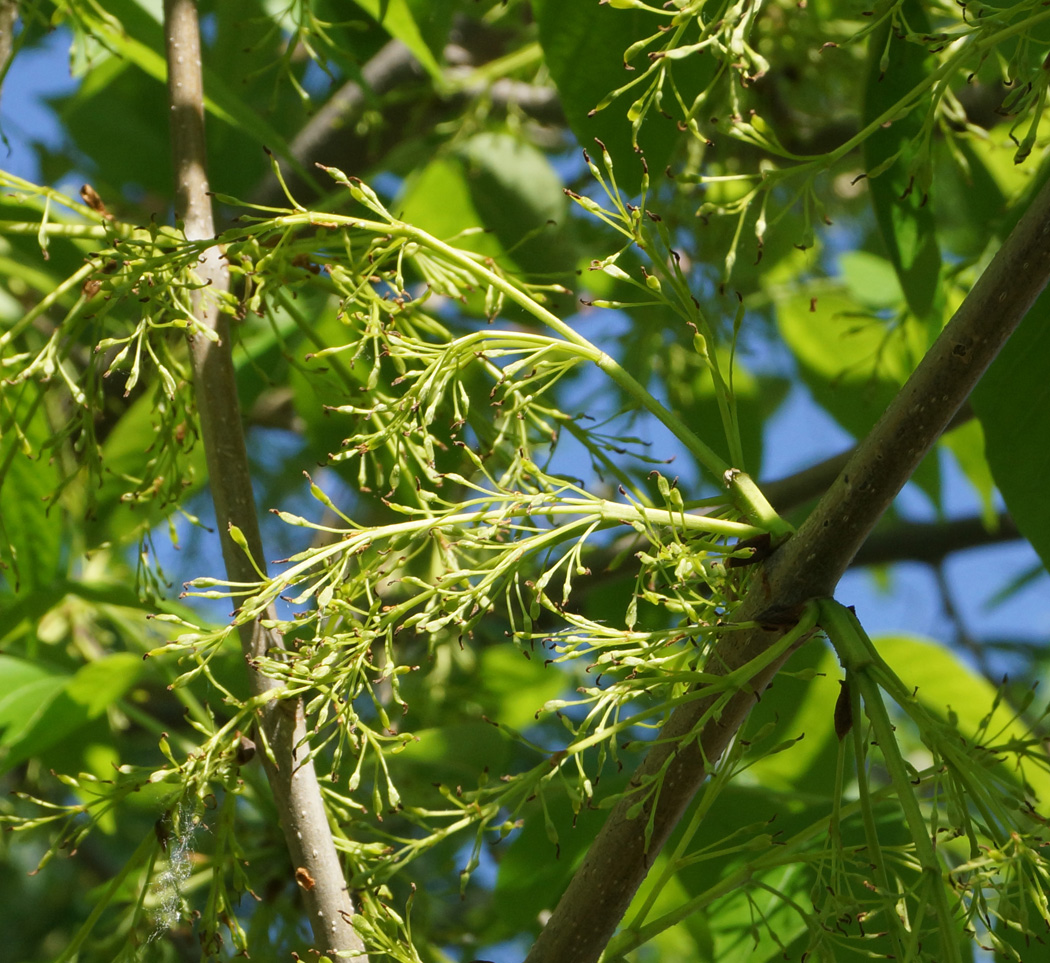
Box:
[819, 598, 963, 963]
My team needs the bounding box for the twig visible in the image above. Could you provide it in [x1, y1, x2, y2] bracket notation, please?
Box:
[524, 158, 1050, 963]
[250, 39, 563, 209]
[852, 512, 1019, 567]
[162, 2, 365, 958]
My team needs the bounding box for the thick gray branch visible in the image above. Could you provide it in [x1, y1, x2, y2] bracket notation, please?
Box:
[525, 171, 1050, 963]
[163, 2, 365, 957]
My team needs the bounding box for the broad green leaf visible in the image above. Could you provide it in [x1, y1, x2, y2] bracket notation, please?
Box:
[875, 633, 1050, 802]
[839, 250, 903, 311]
[862, 2, 941, 320]
[0, 395, 62, 593]
[66, 653, 142, 717]
[477, 647, 568, 733]
[0, 577, 190, 651]
[455, 132, 573, 278]
[492, 769, 628, 941]
[533, 0, 706, 187]
[57, 59, 171, 201]
[398, 132, 572, 279]
[84, 389, 208, 549]
[0, 655, 64, 748]
[665, 344, 789, 478]
[352, 0, 444, 83]
[389, 721, 510, 783]
[973, 286, 1050, 572]
[934, 136, 1008, 259]
[740, 641, 842, 795]
[403, 0, 458, 64]
[777, 288, 939, 501]
[0, 653, 141, 774]
[704, 864, 812, 963]
[626, 853, 714, 961]
[778, 290, 921, 433]
[398, 155, 505, 261]
[55, 0, 315, 199]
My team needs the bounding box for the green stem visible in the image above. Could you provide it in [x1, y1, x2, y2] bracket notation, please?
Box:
[605, 781, 905, 959]
[848, 659, 908, 959]
[53, 829, 157, 963]
[820, 599, 962, 963]
[274, 210, 787, 532]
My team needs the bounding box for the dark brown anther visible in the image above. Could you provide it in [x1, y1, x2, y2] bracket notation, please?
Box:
[80, 183, 114, 220]
[235, 732, 257, 766]
[154, 815, 170, 851]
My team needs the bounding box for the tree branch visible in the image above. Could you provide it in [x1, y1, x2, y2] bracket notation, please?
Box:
[251, 38, 562, 209]
[162, 2, 365, 958]
[251, 39, 428, 209]
[852, 512, 1019, 567]
[525, 169, 1050, 962]
[0, 0, 18, 108]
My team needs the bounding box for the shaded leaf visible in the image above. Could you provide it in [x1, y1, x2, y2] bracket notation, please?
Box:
[862, 2, 941, 320]
[973, 285, 1050, 573]
[874, 633, 1050, 799]
[533, 0, 699, 188]
[353, 0, 444, 82]
[0, 397, 62, 593]
[0, 653, 140, 774]
[398, 131, 573, 280]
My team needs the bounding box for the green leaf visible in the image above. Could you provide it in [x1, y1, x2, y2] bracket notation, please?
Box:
[627, 853, 715, 961]
[778, 290, 916, 435]
[933, 137, 1008, 259]
[839, 250, 903, 311]
[390, 721, 510, 783]
[777, 288, 939, 502]
[741, 641, 842, 795]
[533, 0, 705, 187]
[874, 633, 1050, 800]
[398, 155, 505, 261]
[0, 654, 142, 774]
[973, 286, 1050, 572]
[84, 388, 208, 548]
[352, 0, 444, 83]
[477, 647, 568, 733]
[66, 653, 142, 718]
[398, 132, 572, 280]
[0, 398, 62, 593]
[0, 655, 64, 750]
[940, 416, 997, 529]
[862, 2, 942, 320]
[492, 770, 628, 942]
[665, 345, 789, 478]
[455, 133, 574, 278]
[55, 0, 316, 199]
